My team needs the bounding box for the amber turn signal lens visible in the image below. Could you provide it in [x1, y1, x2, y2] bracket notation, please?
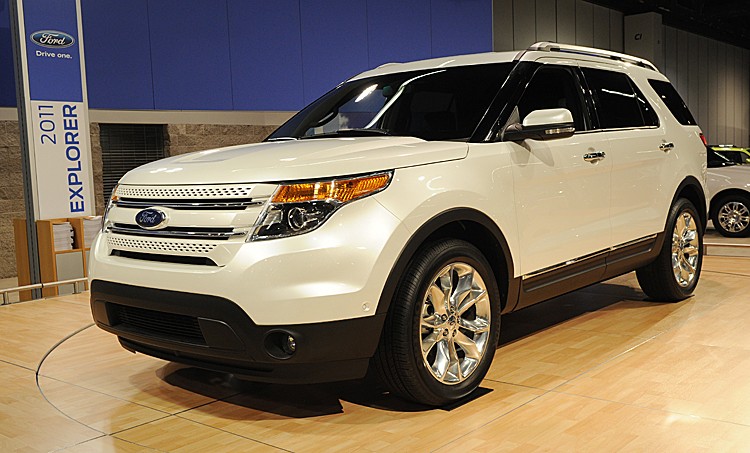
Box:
[272, 173, 391, 204]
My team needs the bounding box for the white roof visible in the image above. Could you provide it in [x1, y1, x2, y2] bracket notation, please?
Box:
[349, 42, 660, 81]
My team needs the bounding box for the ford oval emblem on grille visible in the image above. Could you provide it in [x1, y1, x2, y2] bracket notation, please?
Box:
[135, 209, 168, 230]
[30, 30, 75, 48]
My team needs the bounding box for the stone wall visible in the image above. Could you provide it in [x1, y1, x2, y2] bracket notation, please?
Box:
[90, 122, 105, 215]
[0, 121, 26, 279]
[165, 124, 276, 156]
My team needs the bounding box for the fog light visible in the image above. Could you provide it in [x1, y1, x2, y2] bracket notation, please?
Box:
[283, 335, 297, 355]
[264, 331, 298, 359]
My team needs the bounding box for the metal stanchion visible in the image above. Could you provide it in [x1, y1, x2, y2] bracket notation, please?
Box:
[0, 279, 86, 305]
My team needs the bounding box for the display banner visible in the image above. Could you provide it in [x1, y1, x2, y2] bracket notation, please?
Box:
[12, 0, 94, 219]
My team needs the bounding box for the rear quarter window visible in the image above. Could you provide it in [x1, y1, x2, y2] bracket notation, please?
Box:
[648, 79, 697, 126]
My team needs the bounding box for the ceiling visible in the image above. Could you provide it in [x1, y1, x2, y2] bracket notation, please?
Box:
[589, 0, 750, 49]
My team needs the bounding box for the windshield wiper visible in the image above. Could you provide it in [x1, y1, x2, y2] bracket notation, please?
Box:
[265, 136, 298, 142]
[299, 128, 393, 139]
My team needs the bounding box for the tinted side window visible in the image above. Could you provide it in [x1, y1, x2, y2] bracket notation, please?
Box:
[516, 66, 588, 131]
[648, 79, 697, 126]
[633, 82, 659, 127]
[582, 68, 644, 129]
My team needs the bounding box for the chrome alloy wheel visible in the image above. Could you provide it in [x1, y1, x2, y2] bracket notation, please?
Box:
[671, 211, 700, 287]
[718, 201, 750, 234]
[419, 262, 491, 384]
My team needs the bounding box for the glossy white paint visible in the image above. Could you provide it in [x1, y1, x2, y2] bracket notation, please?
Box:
[607, 64, 705, 245]
[122, 137, 467, 185]
[505, 133, 613, 275]
[90, 196, 410, 325]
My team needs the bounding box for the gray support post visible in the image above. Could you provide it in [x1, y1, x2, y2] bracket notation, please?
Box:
[8, 0, 42, 300]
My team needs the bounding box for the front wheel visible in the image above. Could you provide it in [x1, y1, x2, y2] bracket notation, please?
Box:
[373, 239, 501, 406]
[636, 198, 703, 301]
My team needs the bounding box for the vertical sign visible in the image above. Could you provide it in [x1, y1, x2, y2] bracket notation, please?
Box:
[12, 0, 94, 220]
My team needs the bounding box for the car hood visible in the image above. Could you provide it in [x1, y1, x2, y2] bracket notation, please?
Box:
[120, 137, 468, 185]
[708, 165, 750, 190]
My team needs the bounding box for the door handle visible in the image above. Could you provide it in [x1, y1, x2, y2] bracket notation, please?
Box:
[583, 151, 606, 162]
[659, 142, 675, 152]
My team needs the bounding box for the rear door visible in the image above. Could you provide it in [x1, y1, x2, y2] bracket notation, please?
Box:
[581, 66, 668, 246]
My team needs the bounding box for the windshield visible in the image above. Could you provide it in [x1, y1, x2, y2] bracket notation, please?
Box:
[708, 148, 737, 168]
[268, 63, 513, 142]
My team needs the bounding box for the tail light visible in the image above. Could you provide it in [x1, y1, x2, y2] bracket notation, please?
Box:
[699, 132, 707, 146]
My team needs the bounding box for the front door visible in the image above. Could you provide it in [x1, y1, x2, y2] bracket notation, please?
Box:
[508, 65, 612, 276]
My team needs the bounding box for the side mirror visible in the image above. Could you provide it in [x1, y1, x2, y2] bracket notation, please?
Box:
[503, 108, 576, 141]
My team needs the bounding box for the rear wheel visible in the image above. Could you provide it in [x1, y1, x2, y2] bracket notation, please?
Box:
[711, 194, 750, 238]
[636, 198, 703, 301]
[373, 239, 501, 406]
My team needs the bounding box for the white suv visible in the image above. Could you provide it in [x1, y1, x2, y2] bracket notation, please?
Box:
[90, 43, 708, 406]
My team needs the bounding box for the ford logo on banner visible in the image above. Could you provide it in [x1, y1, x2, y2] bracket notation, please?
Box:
[135, 209, 168, 230]
[30, 30, 75, 49]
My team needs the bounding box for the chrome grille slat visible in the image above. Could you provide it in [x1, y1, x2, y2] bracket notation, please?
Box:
[115, 199, 263, 210]
[110, 224, 247, 240]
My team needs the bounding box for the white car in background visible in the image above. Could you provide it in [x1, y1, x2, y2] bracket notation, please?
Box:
[708, 148, 750, 237]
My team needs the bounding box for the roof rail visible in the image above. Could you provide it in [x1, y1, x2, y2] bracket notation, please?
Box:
[527, 42, 660, 73]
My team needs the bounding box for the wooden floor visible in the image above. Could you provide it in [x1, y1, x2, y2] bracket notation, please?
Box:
[2, 256, 750, 452]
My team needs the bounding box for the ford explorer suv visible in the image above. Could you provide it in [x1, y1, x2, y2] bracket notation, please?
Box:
[90, 43, 708, 406]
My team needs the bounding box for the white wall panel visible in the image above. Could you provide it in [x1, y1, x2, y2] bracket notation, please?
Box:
[717, 43, 727, 142]
[664, 27, 677, 88]
[609, 10, 623, 52]
[687, 33, 699, 116]
[536, 0, 557, 42]
[676, 30, 689, 101]
[727, 46, 736, 145]
[514, 0, 536, 49]
[574, 0, 593, 46]
[493, 0, 514, 51]
[697, 37, 709, 133]
[743, 50, 750, 146]
[592, 4, 609, 49]
[556, 0, 576, 44]
[704, 39, 719, 143]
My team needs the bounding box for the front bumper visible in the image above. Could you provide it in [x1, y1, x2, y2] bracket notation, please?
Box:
[91, 280, 386, 383]
[89, 197, 409, 325]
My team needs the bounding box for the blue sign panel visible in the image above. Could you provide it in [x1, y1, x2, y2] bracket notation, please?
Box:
[23, 0, 83, 102]
[13, 0, 94, 219]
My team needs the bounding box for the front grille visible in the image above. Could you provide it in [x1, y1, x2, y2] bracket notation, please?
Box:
[108, 303, 206, 345]
[108, 236, 218, 254]
[106, 184, 275, 264]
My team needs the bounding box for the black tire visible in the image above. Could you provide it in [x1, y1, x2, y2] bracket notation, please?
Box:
[372, 239, 501, 406]
[636, 198, 703, 302]
[711, 193, 750, 238]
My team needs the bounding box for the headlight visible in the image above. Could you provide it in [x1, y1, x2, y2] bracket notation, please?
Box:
[250, 171, 392, 241]
[101, 184, 119, 232]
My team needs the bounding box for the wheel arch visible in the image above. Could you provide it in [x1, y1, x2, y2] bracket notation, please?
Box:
[672, 176, 708, 229]
[376, 208, 519, 320]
